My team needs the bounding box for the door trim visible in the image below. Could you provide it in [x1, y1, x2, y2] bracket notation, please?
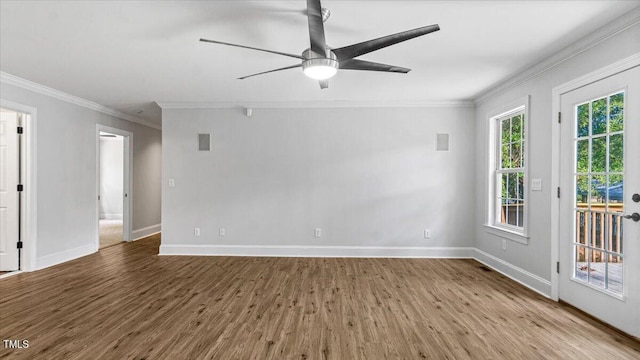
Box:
[96, 125, 133, 250]
[0, 99, 37, 272]
[550, 52, 640, 300]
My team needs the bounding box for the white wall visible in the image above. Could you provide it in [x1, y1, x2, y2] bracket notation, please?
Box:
[99, 136, 124, 219]
[161, 106, 475, 256]
[0, 81, 162, 269]
[473, 21, 640, 295]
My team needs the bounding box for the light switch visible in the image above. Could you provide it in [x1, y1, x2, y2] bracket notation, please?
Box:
[531, 179, 542, 191]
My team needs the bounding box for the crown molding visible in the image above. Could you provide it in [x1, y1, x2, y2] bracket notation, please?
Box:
[155, 99, 475, 110]
[0, 72, 161, 130]
[473, 6, 640, 104]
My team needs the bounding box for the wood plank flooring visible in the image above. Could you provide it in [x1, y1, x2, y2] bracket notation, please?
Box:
[1, 234, 639, 359]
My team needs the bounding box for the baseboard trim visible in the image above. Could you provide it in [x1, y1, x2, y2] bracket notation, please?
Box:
[0, 270, 23, 280]
[473, 248, 552, 298]
[132, 224, 161, 241]
[36, 243, 96, 271]
[159, 244, 475, 258]
[100, 214, 123, 220]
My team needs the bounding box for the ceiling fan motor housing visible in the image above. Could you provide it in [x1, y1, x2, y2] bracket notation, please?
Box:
[301, 48, 339, 80]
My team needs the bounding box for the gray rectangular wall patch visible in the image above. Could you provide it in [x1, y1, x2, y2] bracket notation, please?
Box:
[198, 133, 211, 151]
[436, 133, 449, 151]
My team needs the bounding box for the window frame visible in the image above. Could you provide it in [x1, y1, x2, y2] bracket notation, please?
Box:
[485, 96, 530, 244]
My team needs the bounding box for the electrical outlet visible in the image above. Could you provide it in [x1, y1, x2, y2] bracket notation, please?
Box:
[194, 228, 200, 236]
[169, 179, 175, 187]
[424, 229, 431, 238]
[219, 228, 225, 236]
[502, 239, 507, 251]
[314, 228, 321, 238]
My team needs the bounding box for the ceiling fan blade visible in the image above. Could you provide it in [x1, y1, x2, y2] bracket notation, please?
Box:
[238, 64, 302, 80]
[319, 80, 329, 89]
[306, 0, 327, 56]
[200, 38, 305, 60]
[332, 24, 440, 61]
[339, 59, 410, 73]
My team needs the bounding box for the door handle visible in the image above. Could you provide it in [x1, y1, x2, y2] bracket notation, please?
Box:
[623, 213, 640, 222]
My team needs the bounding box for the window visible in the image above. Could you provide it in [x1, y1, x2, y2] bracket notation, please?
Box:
[496, 110, 525, 228]
[486, 97, 529, 243]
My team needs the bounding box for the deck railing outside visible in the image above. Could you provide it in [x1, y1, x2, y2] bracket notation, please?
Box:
[575, 203, 623, 263]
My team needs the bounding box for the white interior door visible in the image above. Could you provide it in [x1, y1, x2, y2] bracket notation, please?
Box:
[0, 111, 20, 271]
[559, 65, 640, 337]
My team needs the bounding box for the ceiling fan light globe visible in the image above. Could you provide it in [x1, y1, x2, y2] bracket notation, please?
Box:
[302, 58, 338, 80]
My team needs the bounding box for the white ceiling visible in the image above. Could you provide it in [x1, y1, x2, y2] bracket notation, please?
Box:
[1, 1, 638, 126]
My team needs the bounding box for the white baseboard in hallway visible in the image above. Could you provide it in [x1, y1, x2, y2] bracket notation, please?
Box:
[100, 214, 123, 220]
[132, 224, 161, 241]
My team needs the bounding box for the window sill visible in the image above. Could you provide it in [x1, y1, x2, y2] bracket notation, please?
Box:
[484, 225, 529, 245]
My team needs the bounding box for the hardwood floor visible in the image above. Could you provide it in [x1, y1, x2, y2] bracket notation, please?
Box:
[1, 235, 638, 359]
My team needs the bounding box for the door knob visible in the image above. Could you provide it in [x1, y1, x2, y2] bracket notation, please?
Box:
[633, 193, 640, 203]
[623, 213, 640, 222]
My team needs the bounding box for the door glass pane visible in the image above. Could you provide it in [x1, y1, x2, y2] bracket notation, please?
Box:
[575, 245, 589, 282]
[577, 103, 589, 137]
[590, 175, 606, 208]
[609, 174, 624, 211]
[591, 137, 606, 173]
[573, 91, 624, 295]
[591, 98, 607, 135]
[609, 134, 623, 172]
[590, 212, 604, 249]
[588, 250, 605, 289]
[576, 140, 589, 172]
[607, 174, 623, 207]
[608, 255, 623, 295]
[609, 214, 623, 252]
[576, 175, 588, 206]
[576, 211, 588, 245]
[609, 92, 624, 132]
[615, 215, 624, 254]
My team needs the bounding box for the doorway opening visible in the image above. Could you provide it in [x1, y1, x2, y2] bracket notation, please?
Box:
[96, 125, 132, 250]
[99, 131, 124, 247]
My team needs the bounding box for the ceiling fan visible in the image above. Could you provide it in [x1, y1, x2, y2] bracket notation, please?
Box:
[200, 0, 440, 89]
